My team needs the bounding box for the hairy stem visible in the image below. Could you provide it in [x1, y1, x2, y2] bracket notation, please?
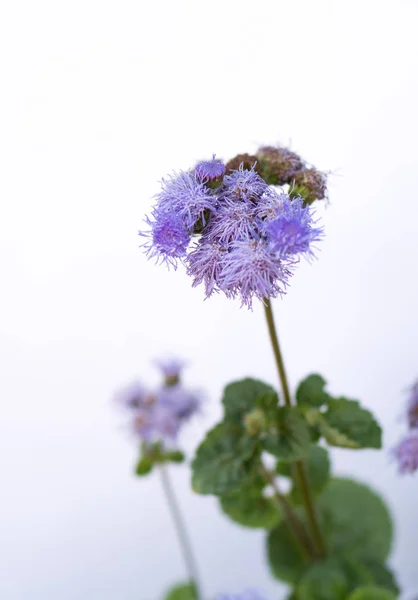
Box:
[261, 465, 314, 561]
[159, 465, 202, 599]
[263, 297, 326, 558]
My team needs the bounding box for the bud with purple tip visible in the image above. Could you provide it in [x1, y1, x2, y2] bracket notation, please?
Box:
[195, 155, 226, 182]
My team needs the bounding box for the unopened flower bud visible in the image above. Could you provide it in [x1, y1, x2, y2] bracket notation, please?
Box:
[257, 146, 303, 186]
[225, 154, 261, 175]
[244, 408, 266, 435]
[290, 167, 327, 205]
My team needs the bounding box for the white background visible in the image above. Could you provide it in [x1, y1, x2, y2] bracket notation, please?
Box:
[1, 0, 418, 598]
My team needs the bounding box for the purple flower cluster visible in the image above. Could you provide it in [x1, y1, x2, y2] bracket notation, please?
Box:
[393, 379, 418, 474]
[216, 590, 266, 600]
[393, 432, 418, 475]
[141, 156, 323, 309]
[115, 359, 201, 446]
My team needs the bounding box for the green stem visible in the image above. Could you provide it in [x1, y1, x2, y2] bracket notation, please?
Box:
[292, 460, 326, 558]
[263, 297, 326, 558]
[263, 297, 292, 407]
[159, 465, 202, 600]
[261, 465, 314, 561]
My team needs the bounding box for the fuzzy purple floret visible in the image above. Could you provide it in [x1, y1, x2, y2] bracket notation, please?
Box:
[205, 196, 259, 245]
[393, 433, 418, 474]
[187, 237, 228, 297]
[263, 196, 323, 258]
[158, 171, 217, 230]
[219, 240, 292, 309]
[140, 170, 218, 268]
[195, 156, 225, 181]
[220, 166, 268, 202]
[142, 211, 190, 268]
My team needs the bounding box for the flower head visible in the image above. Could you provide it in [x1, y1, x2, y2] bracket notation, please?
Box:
[205, 196, 259, 244]
[115, 358, 202, 447]
[393, 433, 418, 474]
[216, 590, 267, 600]
[158, 384, 202, 420]
[263, 196, 323, 259]
[186, 237, 228, 297]
[158, 171, 217, 230]
[133, 405, 181, 443]
[195, 155, 225, 181]
[406, 380, 418, 429]
[142, 151, 325, 309]
[132, 408, 155, 440]
[219, 239, 291, 309]
[142, 211, 190, 269]
[220, 166, 268, 202]
[114, 381, 156, 410]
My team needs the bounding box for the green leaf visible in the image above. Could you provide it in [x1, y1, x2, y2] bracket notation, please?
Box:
[222, 378, 278, 422]
[341, 556, 376, 589]
[314, 413, 360, 448]
[290, 444, 331, 503]
[191, 422, 258, 495]
[268, 479, 394, 587]
[267, 520, 308, 584]
[308, 423, 322, 443]
[164, 582, 197, 600]
[220, 482, 281, 529]
[346, 586, 397, 600]
[164, 450, 185, 463]
[361, 561, 400, 596]
[296, 556, 397, 600]
[275, 461, 292, 477]
[297, 557, 350, 600]
[137, 443, 185, 467]
[262, 407, 311, 461]
[318, 478, 393, 562]
[296, 374, 331, 408]
[322, 398, 382, 449]
[297, 555, 397, 600]
[142, 440, 166, 462]
[135, 455, 153, 476]
[303, 444, 330, 493]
